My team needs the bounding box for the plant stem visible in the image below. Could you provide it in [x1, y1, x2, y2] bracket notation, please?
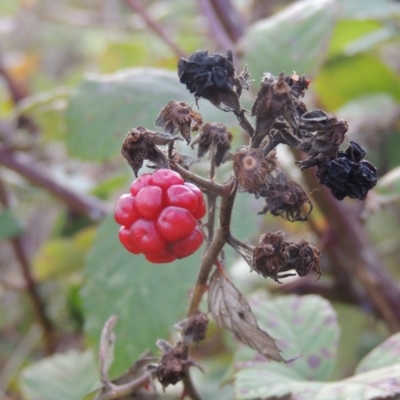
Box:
[124, 0, 187, 58]
[187, 180, 237, 317]
[205, 141, 218, 242]
[302, 165, 400, 332]
[233, 109, 255, 138]
[0, 147, 107, 221]
[0, 175, 56, 354]
[170, 161, 230, 198]
[195, 0, 235, 51]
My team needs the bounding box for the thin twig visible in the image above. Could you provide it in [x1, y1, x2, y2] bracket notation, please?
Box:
[195, 0, 235, 51]
[170, 161, 230, 198]
[233, 109, 255, 138]
[124, 0, 187, 58]
[0, 147, 108, 221]
[205, 141, 218, 242]
[0, 176, 56, 354]
[97, 372, 152, 400]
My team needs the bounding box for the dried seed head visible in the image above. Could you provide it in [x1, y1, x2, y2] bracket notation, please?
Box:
[286, 239, 321, 279]
[317, 141, 377, 200]
[181, 310, 209, 343]
[156, 341, 188, 388]
[259, 170, 313, 222]
[155, 100, 203, 144]
[253, 231, 287, 283]
[177, 50, 243, 111]
[233, 147, 277, 194]
[121, 126, 169, 176]
[192, 122, 233, 166]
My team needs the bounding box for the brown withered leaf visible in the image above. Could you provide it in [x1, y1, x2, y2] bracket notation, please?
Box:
[155, 100, 202, 144]
[175, 310, 209, 343]
[99, 315, 118, 386]
[208, 270, 284, 362]
[285, 239, 321, 279]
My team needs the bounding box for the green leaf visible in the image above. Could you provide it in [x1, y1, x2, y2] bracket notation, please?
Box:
[65, 68, 236, 161]
[235, 294, 339, 381]
[328, 20, 383, 57]
[336, 0, 400, 19]
[19, 350, 100, 400]
[355, 332, 400, 374]
[32, 227, 95, 281]
[314, 54, 400, 110]
[238, 0, 336, 81]
[17, 87, 69, 141]
[235, 363, 400, 400]
[81, 214, 200, 377]
[0, 209, 23, 240]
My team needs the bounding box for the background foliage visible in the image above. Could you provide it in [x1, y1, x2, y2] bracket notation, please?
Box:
[1, 0, 400, 399]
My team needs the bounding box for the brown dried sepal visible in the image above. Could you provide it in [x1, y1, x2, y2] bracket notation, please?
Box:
[253, 231, 288, 283]
[286, 239, 321, 279]
[233, 147, 277, 194]
[181, 310, 209, 343]
[155, 100, 203, 144]
[121, 126, 169, 176]
[298, 117, 349, 170]
[259, 171, 313, 222]
[156, 341, 188, 388]
[191, 122, 233, 166]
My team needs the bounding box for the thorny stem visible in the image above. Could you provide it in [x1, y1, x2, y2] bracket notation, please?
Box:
[0, 175, 56, 354]
[186, 180, 237, 317]
[302, 166, 400, 332]
[170, 161, 230, 198]
[0, 147, 108, 221]
[124, 0, 187, 58]
[182, 374, 203, 400]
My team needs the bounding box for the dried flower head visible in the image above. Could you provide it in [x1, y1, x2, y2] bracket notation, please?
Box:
[121, 126, 172, 176]
[317, 141, 377, 200]
[177, 50, 245, 111]
[251, 72, 311, 147]
[297, 112, 348, 169]
[156, 341, 188, 388]
[155, 100, 202, 144]
[233, 147, 277, 194]
[286, 239, 321, 279]
[180, 310, 209, 343]
[253, 231, 288, 283]
[259, 170, 313, 222]
[191, 122, 233, 166]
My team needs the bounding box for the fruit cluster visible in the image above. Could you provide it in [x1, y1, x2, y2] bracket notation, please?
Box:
[114, 169, 206, 263]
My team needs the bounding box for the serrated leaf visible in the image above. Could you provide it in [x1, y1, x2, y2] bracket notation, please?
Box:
[235, 363, 400, 400]
[235, 293, 339, 381]
[65, 68, 236, 161]
[0, 209, 23, 240]
[355, 332, 400, 374]
[19, 350, 100, 400]
[208, 270, 284, 362]
[81, 214, 200, 377]
[238, 0, 336, 81]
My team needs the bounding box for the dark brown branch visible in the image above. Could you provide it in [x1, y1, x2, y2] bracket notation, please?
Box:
[0, 147, 108, 221]
[205, 141, 218, 243]
[302, 165, 400, 332]
[0, 176, 56, 354]
[195, 0, 235, 51]
[208, 0, 246, 42]
[124, 0, 187, 58]
[233, 109, 255, 138]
